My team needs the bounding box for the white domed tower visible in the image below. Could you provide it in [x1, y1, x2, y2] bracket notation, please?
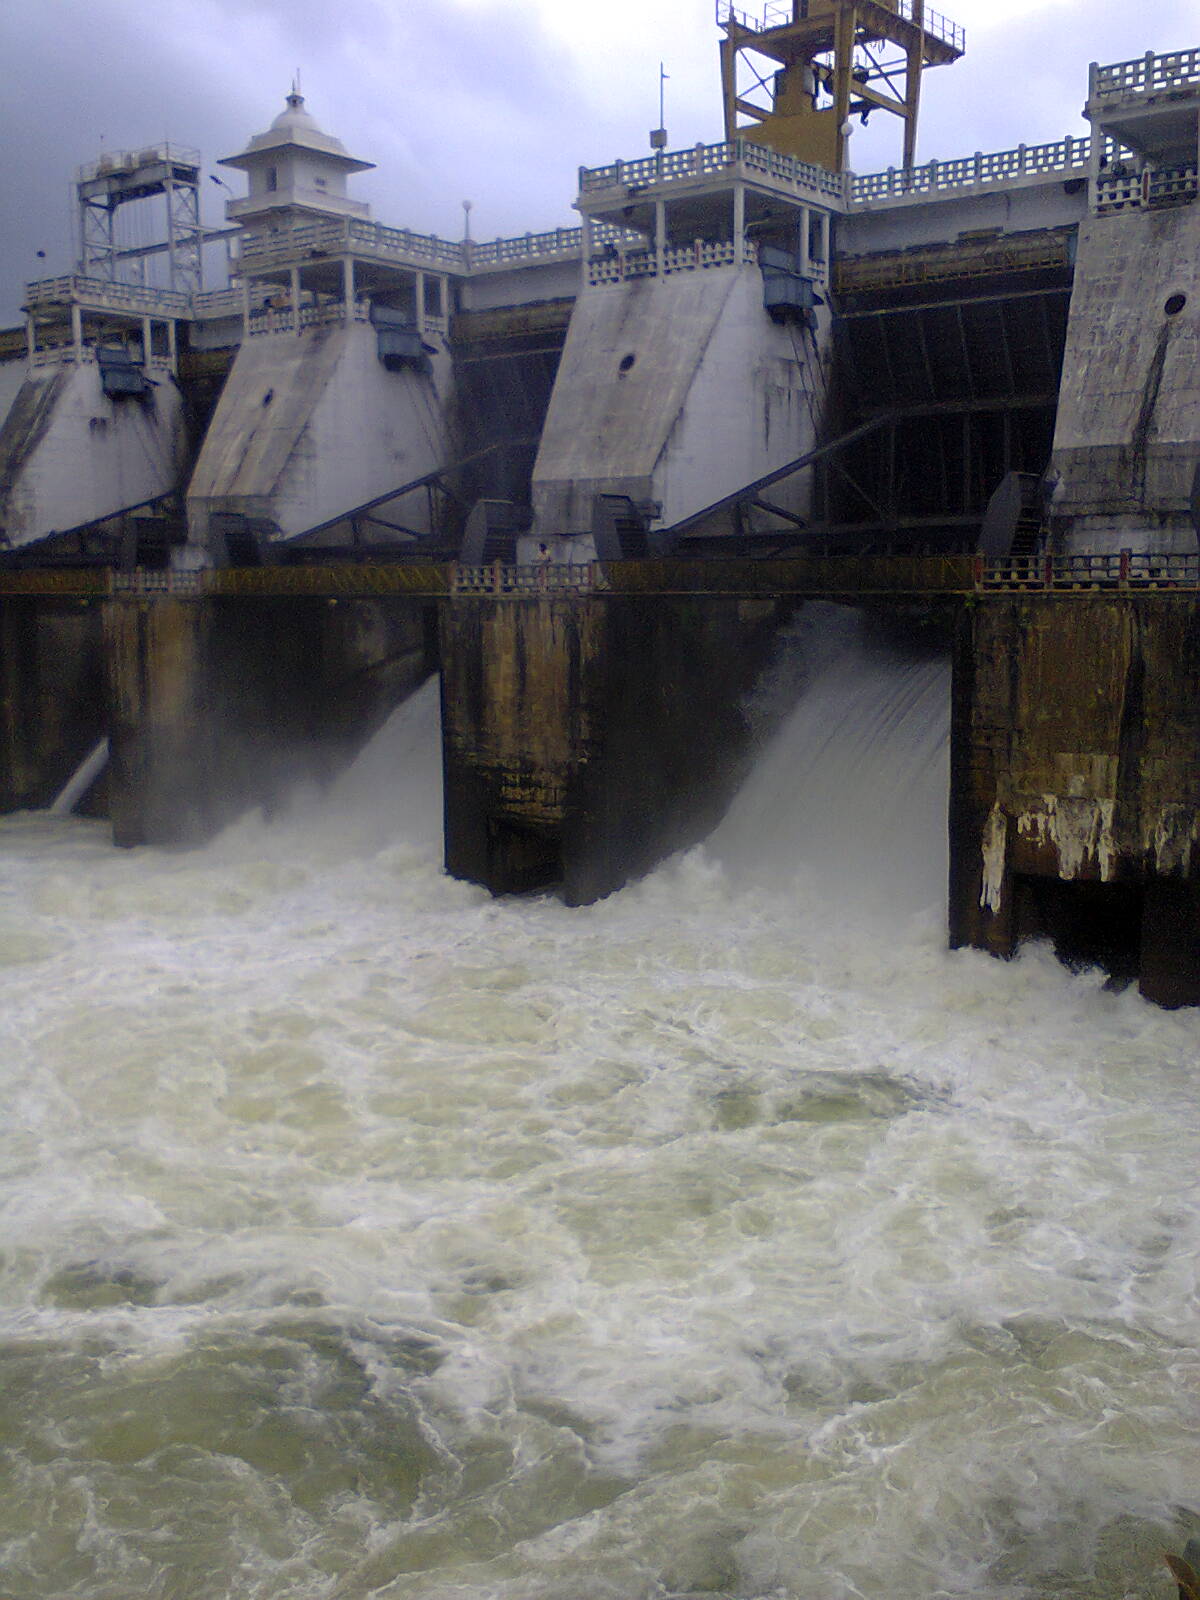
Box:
[219, 86, 375, 225]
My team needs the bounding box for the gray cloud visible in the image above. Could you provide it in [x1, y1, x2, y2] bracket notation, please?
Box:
[0, 0, 1193, 323]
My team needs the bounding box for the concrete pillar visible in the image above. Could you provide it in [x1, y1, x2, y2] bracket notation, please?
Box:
[439, 591, 792, 903]
[104, 597, 217, 846]
[798, 204, 811, 276]
[655, 200, 667, 279]
[582, 214, 594, 293]
[1087, 71, 1104, 210]
[167, 317, 177, 373]
[241, 276, 251, 338]
[342, 256, 355, 319]
[415, 269, 425, 334]
[290, 266, 302, 334]
[733, 184, 745, 261]
[949, 594, 1200, 1007]
[0, 597, 106, 814]
[70, 303, 83, 361]
[103, 593, 435, 848]
[142, 317, 153, 363]
[25, 313, 35, 366]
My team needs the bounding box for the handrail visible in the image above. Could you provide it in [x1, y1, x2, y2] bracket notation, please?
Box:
[714, 0, 965, 54]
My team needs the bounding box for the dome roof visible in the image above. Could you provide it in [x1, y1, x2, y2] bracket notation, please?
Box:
[220, 90, 374, 173]
[270, 91, 328, 139]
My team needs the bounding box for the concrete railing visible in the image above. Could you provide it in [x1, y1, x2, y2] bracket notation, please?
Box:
[451, 563, 608, 595]
[246, 302, 373, 336]
[580, 138, 846, 203]
[1093, 47, 1200, 98]
[469, 228, 583, 267]
[851, 135, 1091, 202]
[28, 345, 175, 371]
[588, 236, 763, 286]
[580, 132, 1090, 212]
[110, 569, 207, 596]
[23, 275, 191, 317]
[238, 216, 590, 277]
[980, 552, 1200, 590]
[715, 0, 965, 53]
[191, 288, 242, 317]
[1095, 163, 1199, 213]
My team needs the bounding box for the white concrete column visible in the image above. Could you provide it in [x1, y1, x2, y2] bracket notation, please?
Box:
[582, 214, 594, 292]
[733, 183, 745, 262]
[70, 303, 83, 361]
[241, 277, 250, 339]
[25, 314, 36, 366]
[655, 200, 666, 279]
[798, 205, 811, 276]
[415, 269, 426, 334]
[142, 316, 153, 363]
[290, 266, 301, 334]
[818, 211, 831, 275]
[167, 318, 178, 373]
[341, 256, 355, 318]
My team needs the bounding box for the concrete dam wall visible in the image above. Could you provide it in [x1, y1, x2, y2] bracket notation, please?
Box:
[3, 39, 1200, 1004]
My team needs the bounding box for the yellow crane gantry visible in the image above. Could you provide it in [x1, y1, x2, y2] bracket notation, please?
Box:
[718, 0, 966, 173]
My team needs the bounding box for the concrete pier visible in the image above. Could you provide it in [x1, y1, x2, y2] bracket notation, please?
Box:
[103, 592, 434, 846]
[949, 594, 1200, 1006]
[440, 583, 791, 902]
[0, 595, 105, 811]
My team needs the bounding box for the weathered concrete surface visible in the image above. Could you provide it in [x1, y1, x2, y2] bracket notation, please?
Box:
[1051, 204, 1200, 552]
[0, 357, 26, 438]
[532, 266, 826, 541]
[104, 594, 434, 847]
[440, 593, 790, 901]
[0, 597, 106, 811]
[0, 361, 188, 551]
[186, 321, 449, 554]
[950, 595, 1200, 1005]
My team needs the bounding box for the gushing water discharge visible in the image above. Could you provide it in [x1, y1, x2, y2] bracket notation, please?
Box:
[0, 613, 1197, 1600]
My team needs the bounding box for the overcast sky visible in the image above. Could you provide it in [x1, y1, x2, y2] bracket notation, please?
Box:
[1, 0, 1194, 322]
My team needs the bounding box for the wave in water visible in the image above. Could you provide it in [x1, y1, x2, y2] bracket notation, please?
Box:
[0, 629, 1196, 1600]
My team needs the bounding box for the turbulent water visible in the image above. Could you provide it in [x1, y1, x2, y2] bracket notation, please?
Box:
[1, 609, 1197, 1600]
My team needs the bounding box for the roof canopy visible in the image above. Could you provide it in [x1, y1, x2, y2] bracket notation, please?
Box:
[220, 91, 375, 174]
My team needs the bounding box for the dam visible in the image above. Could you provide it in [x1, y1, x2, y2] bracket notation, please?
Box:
[3, 12, 1200, 1598]
[1, 6, 1199, 1004]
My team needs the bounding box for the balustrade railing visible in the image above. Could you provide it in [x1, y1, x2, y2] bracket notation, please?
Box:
[238, 216, 588, 276]
[23, 275, 191, 316]
[1093, 47, 1200, 97]
[1095, 163, 1199, 213]
[980, 552, 1200, 590]
[579, 138, 844, 202]
[451, 563, 607, 595]
[588, 236, 763, 286]
[851, 134, 1090, 202]
[470, 227, 583, 266]
[246, 301, 373, 336]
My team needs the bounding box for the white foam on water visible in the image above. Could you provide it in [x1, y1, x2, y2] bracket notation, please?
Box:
[0, 634, 1197, 1600]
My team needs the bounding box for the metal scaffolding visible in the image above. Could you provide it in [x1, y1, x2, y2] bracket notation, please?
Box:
[77, 143, 204, 294]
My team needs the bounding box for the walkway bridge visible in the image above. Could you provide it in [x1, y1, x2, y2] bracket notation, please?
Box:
[3, 552, 1199, 601]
